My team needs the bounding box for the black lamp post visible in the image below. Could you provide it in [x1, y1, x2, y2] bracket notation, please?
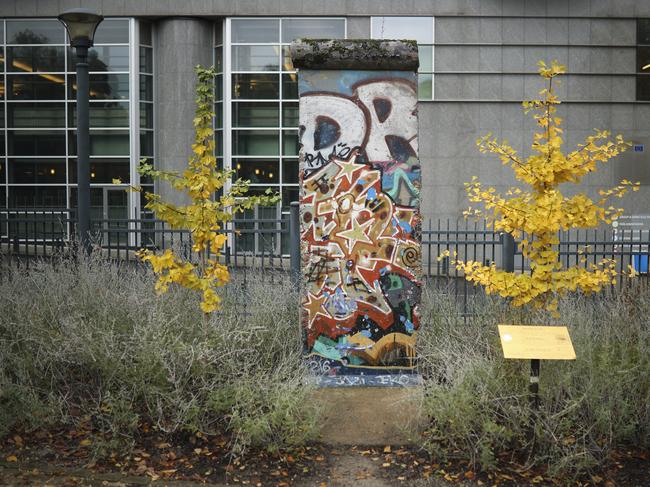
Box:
[58, 9, 103, 253]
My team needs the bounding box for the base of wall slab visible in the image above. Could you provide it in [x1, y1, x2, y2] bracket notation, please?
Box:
[310, 386, 425, 446]
[307, 373, 422, 388]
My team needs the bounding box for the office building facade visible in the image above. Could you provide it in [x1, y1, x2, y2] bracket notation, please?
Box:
[0, 0, 648, 231]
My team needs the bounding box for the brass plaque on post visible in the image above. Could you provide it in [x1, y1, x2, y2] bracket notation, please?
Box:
[498, 325, 576, 360]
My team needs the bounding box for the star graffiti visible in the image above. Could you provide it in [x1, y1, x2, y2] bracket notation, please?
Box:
[302, 291, 332, 328]
[332, 153, 364, 184]
[336, 215, 374, 254]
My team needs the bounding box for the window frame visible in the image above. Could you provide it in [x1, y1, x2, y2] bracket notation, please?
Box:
[224, 17, 347, 209]
[0, 17, 145, 242]
[222, 17, 346, 255]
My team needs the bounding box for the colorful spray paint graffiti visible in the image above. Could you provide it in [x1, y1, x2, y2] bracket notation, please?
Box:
[298, 68, 421, 380]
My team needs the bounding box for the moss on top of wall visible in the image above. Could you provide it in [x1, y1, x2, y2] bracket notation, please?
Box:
[290, 39, 419, 71]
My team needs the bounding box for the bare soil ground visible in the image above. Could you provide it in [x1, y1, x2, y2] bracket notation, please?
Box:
[1, 430, 648, 486]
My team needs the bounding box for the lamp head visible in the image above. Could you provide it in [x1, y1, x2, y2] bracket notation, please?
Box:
[58, 8, 104, 48]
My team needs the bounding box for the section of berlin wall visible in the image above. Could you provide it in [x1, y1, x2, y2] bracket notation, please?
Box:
[291, 40, 422, 380]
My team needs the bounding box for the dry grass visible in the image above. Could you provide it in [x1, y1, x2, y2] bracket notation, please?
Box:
[417, 283, 650, 477]
[0, 253, 318, 455]
[1, 254, 648, 477]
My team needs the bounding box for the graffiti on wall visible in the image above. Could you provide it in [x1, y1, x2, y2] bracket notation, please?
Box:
[298, 70, 421, 376]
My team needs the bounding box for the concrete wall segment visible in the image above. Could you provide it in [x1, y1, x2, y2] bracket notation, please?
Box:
[295, 41, 423, 376]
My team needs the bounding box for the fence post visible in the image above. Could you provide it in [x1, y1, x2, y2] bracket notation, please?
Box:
[289, 201, 300, 283]
[501, 232, 515, 272]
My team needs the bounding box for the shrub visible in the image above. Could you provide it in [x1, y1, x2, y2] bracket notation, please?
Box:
[1, 255, 648, 478]
[134, 66, 278, 317]
[455, 61, 637, 316]
[418, 283, 650, 477]
[0, 253, 319, 455]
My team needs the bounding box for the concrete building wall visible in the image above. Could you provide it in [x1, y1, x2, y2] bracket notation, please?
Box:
[3, 1, 650, 18]
[154, 17, 213, 206]
[2, 0, 649, 220]
[419, 12, 650, 220]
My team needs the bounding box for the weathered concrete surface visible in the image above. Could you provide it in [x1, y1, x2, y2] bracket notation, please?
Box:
[311, 387, 425, 445]
[290, 39, 419, 71]
[5, 1, 650, 18]
[154, 17, 213, 208]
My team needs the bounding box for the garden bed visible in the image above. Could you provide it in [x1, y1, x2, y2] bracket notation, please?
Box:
[1, 255, 648, 484]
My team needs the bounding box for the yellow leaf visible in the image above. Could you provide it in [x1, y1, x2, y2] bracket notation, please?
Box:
[6, 455, 17, 462]
[458, 61, 635, 314]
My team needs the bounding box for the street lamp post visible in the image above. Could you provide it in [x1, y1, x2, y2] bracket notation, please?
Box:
[58, 9, 103, 253]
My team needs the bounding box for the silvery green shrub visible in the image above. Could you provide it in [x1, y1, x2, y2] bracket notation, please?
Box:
[0, 253, 318, 455]
[417, 283, 650, 477]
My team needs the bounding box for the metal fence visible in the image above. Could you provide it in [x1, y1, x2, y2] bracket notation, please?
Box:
[423, 220, 649, 275]
[422, 219, 650, 313]
[0, 207, 298, 275]
[2, 207, 649, 290]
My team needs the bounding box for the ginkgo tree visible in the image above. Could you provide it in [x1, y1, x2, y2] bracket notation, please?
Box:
[128, 66, 278, 317]
[446, 61, 639, 316]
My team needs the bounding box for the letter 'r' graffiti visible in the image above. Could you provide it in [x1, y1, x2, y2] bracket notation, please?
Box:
[294, 42, 422, 377]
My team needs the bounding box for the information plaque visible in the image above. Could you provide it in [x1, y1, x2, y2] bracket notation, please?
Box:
[498, 325, 576, 361]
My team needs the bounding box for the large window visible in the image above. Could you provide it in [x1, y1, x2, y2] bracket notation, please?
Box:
[371, 16, 434, 100]
[225, 17, 346, 213]
[0, 18, 149, 229]
[214, 23, 224, 171]
[139, 21, 154, 217]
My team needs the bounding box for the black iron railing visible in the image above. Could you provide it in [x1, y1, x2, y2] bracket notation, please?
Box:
[0, 206, 299, 275]
[3, 207, 649, 291]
